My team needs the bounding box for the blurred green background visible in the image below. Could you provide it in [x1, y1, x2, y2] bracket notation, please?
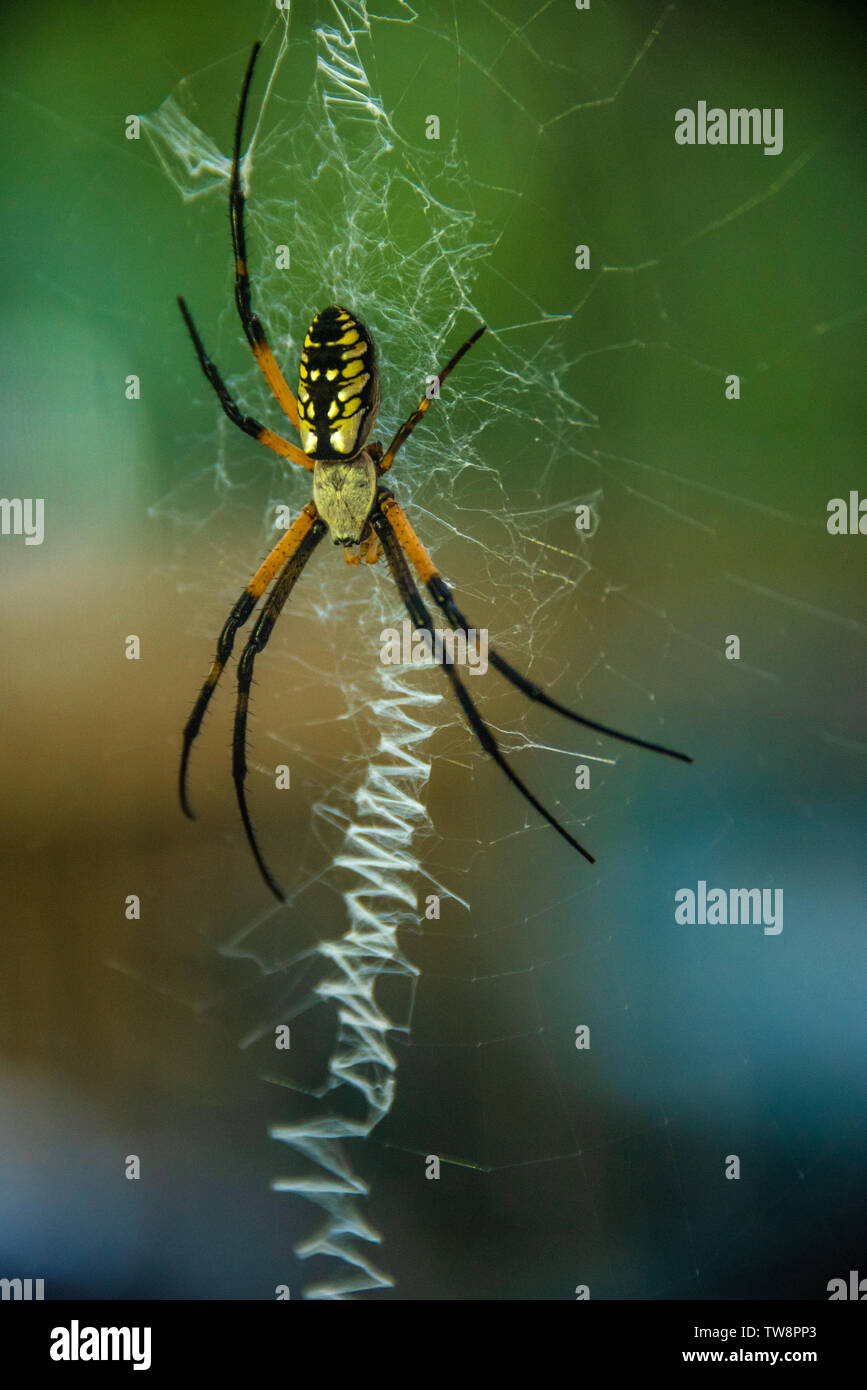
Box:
[0, 0, 864, 1298]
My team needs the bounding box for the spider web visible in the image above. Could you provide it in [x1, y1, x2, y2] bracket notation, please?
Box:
[140, 0, 865, 1299]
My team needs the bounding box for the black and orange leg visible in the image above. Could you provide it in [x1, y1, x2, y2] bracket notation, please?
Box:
[380, 494, 692, 763]
[372, 503, 596, 863]
[179, 504, 324, 819]
[230, 42, 301, 432]
[178, 297, 312, 469]
[378, 323, 487, 474]
[232, 520, 326, 901]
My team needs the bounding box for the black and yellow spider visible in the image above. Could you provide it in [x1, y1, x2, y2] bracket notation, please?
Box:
[178, 43, 691, 902]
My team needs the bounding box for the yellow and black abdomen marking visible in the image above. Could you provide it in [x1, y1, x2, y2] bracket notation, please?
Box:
[297, 305, 378, 460]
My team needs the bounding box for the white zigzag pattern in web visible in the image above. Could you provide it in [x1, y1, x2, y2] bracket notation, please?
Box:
[269, 670, 441, 1297]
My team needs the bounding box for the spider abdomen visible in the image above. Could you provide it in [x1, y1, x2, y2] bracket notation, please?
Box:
[297, 305, 379, 461]
[312, 455, 378, 546]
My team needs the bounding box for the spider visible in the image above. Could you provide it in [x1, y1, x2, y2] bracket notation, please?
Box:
[178, 43, 692, 902]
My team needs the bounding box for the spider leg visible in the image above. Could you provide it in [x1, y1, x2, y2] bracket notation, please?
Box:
[378, 323, 486, 474]
[381, 496, 692, 764]
[230, 43, 301, 431]
[179, 504, 321, 819]
[233, 518, 327, 902]
[178, 297, 312, 470]
[372, 505, 595, 863]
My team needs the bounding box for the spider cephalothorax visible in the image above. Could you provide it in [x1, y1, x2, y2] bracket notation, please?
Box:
[177, 43, 692, 901]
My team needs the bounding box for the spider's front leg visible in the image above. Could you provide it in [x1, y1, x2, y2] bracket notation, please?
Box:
[343, 527, 384, 566]
[372, 490, 691, 864]
[179, 504, 323, 819]
[381, 495, 691, 762]
[371, 497, 597, 861]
